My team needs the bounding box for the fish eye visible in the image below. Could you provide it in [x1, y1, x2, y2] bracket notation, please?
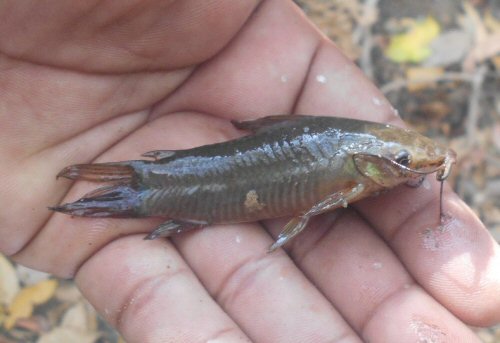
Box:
[395, 149, 411, 166]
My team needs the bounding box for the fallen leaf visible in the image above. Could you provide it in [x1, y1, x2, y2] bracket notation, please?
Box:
[16, 265, 50, 286]
[485, 10, 500, 32]
[405, 66, 444, 92]
[61, 302, 96, 332]
[492, 55, 500, 69]
[36, 327, 99, 343]
[36, 302, 100, 343]
[424, 30, 472, 67]
[461, 1, 500, 69]
[0, 255, 20, 307]
[386, 16, 441, 63]
[4, 279, 58, 330]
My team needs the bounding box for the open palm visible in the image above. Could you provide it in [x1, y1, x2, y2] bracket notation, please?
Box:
[1, 1, 499, 342]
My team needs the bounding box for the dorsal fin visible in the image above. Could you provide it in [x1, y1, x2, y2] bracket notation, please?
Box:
[142, 150, 176, 160]
[231, 115, 307, 133]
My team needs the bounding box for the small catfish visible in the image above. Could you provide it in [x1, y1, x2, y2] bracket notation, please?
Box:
[50, 115, 456, 251]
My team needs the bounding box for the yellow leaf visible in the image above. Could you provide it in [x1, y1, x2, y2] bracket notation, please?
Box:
[386, 17, 441, 63]
[4, 279, 58, 330]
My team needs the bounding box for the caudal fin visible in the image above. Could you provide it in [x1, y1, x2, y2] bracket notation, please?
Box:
[49, 184, 142, 217]
[56, 162, 137, 182]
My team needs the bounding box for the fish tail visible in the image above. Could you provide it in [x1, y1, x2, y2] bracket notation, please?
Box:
[56, 162, 140, 183]
[49, 184, 143, 217]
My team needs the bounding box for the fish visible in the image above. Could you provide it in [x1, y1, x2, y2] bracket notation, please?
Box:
[50, 115, 456, 251]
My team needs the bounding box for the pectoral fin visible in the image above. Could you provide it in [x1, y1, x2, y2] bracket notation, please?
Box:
[231, 115, 306, 133]
[269, 184, 365, 251]
[269, 216, 307, 252]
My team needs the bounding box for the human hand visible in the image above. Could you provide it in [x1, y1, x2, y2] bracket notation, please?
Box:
[1, 1, 499, 341]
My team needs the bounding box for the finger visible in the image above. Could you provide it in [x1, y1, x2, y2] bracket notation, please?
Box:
[288, 41, 500, 326]
[264, 211, 480, 341]
[172, 223, 360, 342]
[357, 182, 500, 326]
[156, 0, 322, 121]
[75, 235, 251, 342]
[0, 0, 259, 72]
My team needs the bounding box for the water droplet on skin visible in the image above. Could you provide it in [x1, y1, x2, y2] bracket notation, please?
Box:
[235, 235, 242, 243]
[391, 107, 400, 117]
[316, 74, 327, 83]
[422, 178, 431, 190]
[280, 74, 288, 83]
[372, 262, 383, 269]
[372, 97, 383, 106]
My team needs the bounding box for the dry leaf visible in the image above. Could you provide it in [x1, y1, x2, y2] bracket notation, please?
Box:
[424, 30, 472, 67]
[36, 302, 100, 343]
[4, 279, 58, 330]
[0, 255, 20, 307]
[405, 66, 445, 92]
[386, 17, 441, 63]
[16, 265, 50, 286]
[37, 327, 99, 343]
[61, 302, 96, 331]
[461, 1, 500, 69]
[484, 10, 500, 32]
[492, 55, 500, 69]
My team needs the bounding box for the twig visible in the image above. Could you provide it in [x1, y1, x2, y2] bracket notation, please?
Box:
[357, 0, 379, 79]
[380, 72, 475, 94]
[466, 64, 487, 146]
[380, 68, 500, 94]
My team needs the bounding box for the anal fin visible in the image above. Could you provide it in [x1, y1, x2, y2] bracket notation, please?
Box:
[268, 184, 366, 252]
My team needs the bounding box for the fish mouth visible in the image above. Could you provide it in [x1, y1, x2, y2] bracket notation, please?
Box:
[436, 149, 457, 181]
[392, 148, 457, 181]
